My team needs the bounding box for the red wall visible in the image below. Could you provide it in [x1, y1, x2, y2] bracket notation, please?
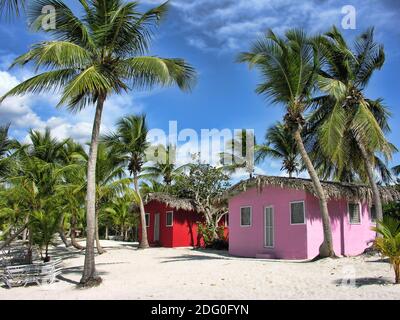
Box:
[139, 200, 229, 248]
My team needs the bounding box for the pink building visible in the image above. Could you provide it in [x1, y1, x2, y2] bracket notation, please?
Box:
[228, 176, 400, 260]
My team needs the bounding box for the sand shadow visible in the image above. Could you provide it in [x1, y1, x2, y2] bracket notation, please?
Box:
[333, 277, 393, 287]
[160, 254, 230, 263]
[365, 258, 390, 264]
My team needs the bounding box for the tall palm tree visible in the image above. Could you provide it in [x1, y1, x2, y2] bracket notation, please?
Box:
[103, 115, 150, 249]
[238, 29, 335, 257]
[313, 27, 394, 223]
[0, 0, 196, 285]
[220, 129, 256, 179]
[255, 122, 301, 177]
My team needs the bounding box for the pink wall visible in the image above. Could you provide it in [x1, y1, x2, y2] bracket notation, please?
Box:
[229, 186, 308, 259]
[229, 186, 376, 260]
[306, 194, 376, 258]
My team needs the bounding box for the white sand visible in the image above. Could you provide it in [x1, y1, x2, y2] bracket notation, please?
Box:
[1, 240, 399, 300]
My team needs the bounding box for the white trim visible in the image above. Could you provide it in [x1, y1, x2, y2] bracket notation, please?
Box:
[166, 211, 174, 227]
[145, 213, 150, 227]
[240, 206, 252, 227]
[290, 201, 306, 225]
[264, 206, 275, 248]
[348, 202, 362, 225]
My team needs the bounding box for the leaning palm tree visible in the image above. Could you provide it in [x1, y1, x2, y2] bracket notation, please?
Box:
[0, 0, 195, 285]
[255, 122, 301, 177]
[103, 115, 150, 249]
[238, 29, 335, 257]
[313, 27, 395, 223]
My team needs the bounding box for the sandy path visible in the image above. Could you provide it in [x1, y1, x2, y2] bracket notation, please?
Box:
[1, 240, 399, 300]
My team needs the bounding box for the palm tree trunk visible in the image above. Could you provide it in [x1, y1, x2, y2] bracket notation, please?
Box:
[0, 223, 29, 250]
[22, 215, 29, 241]
[293, 129, 335, 258]
[59, 228, 71, 248]
[70, 213, 84, 250]
[80, 95, 105, 286]
[357, 142, 384, 223]
[105, 225, 109, 240]
[58, 213, 71, 248]
[134, 176, 149, 249]
[95, 209, 105, 254]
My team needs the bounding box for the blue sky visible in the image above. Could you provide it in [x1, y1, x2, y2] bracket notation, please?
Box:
[0, 0, 399, 178]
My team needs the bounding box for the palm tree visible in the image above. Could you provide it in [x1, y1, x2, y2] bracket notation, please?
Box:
[140, 179, 166, 196]
[0, 0, 24, 18]
[0, 0, 196, 286]
[57, 140, 87, 250]
[238, 29, 335, 257]
[313, 27, 395, 223]
[144, 144, 186, 185]
[393, 165, 400, 177]
[103, 115, 150, 249]
[220, 129, 256, 179]
[105, 190, 139, 241]
[372, 217, 400, 284]
[73, 142, 128, 254]
[255, 122, 301, 177]
[0, 124, 16, 181]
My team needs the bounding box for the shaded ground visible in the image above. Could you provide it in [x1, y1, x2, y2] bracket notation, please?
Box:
[0, 240, 399, 300]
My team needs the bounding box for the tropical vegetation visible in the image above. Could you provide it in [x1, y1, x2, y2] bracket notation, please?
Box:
[372, 217, 400, 284]
[0, 0, 196, 286]
[0, 0, 399, 290]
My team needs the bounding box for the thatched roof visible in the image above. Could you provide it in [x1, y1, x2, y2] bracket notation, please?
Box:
[144, 193, 201, 212]
[226, 175, 400, 204]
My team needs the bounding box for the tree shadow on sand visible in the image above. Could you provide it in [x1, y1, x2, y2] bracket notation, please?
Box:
[160, 253, 231, 263]
[333, 277, 393, 287]
[56, 262, 127, 285]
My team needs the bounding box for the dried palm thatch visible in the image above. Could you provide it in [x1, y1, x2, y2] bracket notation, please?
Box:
[227, 176, 400, 204]
[144, 193, 201, 212]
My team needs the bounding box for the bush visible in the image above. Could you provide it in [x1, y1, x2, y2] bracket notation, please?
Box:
[197, 222, 228, 250]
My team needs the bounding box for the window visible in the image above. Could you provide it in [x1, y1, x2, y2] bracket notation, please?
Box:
[290, 201, 305, 224]
[349, 203, 361, 224]
[370, 205, 377, 223]
[145, 213, 150, 227]
[264, 207, 274, 247]
[240, 207, 252, 227]
[166, 211, 173, 227]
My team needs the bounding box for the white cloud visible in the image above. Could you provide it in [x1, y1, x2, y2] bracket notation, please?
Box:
[156, 0, 400, 52]
[0, 68, 145, 145]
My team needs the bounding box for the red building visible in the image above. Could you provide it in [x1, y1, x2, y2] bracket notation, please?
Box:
[139, 193, 228, 248]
